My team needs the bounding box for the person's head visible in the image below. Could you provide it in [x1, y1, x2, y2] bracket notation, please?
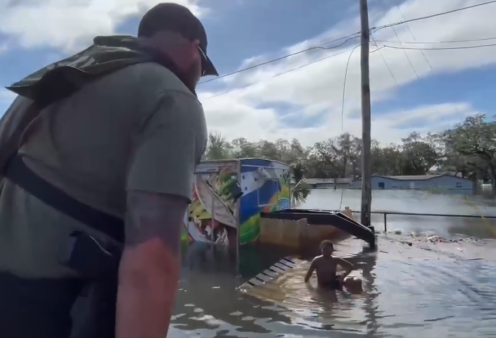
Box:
[343, 277, 363, 294]
[138, 3, 218, 88]
[320, 240, 334, 257]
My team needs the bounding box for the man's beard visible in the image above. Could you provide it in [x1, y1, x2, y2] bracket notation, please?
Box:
[152, 52, 198, 95]
[181, 64, 199, 94]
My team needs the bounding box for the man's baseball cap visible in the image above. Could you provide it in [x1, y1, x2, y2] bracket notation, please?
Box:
[138, 3, 218, 77]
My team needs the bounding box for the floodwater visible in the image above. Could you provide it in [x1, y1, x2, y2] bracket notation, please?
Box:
[169, 190, 496, 338]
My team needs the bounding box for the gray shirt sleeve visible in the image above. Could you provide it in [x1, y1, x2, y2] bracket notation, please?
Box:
[126, 90, 207, 202]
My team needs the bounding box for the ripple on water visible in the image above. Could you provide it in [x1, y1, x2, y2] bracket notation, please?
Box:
[238, 239, 496, 338]
[170, 238, 496, 338]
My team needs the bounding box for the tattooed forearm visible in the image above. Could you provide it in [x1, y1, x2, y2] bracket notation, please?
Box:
[125, 190, 189, 257]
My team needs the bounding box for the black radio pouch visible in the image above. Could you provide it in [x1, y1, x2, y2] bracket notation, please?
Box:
[58, 231, 120, 280]
[58, 232, 121, 338]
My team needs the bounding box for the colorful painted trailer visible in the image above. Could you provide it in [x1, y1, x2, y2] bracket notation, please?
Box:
[182, 158, 291, 248]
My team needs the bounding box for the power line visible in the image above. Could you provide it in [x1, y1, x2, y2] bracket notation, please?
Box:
[373, 36, 496, 45]
[341, 44, 360, 131]
[338, 44, 361, 211]
[202, 38, 491, 101]
[202, 49, 350, 100]
[199, 1, 496, 86]
[394, 4, 433, 71]
[383, 42, 496, 51]
[373, 0, 496, 32]
[198, 33, 361, 85]
[203, 46, 384, 101]
[383, 7, 420, 80]
[371, 37, 398, 85]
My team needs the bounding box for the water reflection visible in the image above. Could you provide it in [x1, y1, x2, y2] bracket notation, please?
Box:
[170, 190, 496, 337]
[172, 241, 384, 337]
[172, 236, 496, 337]
[171, 242, 294, 336]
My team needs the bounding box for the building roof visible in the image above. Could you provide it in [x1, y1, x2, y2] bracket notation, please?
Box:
[382, 175, 440, 181]
[303, 178, 352, 184]
[369, 174, 471, 182]
[290, 178, 353, 184]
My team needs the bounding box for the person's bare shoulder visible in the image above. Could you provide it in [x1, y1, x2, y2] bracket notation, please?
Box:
[312, 255, 324, 265]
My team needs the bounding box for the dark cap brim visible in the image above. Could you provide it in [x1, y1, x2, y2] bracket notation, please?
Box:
[204, 55, 218, 76]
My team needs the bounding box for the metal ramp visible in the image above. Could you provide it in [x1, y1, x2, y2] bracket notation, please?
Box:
[260, 209, 376, 248]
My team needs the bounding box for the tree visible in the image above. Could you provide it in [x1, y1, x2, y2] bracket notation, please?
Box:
[230, 138, 258, 158]
[204, 133, 231, 160]
[441, 114, 496, 188]
[400, 132, 439, 175]
[290, 162, 311, 206]
[255, 140, 281, 161]
[311, 139, 340, 178]
[201, 123, 489, 191]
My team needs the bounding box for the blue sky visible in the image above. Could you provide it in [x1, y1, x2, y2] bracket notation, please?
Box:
[1, 0, 495, 146]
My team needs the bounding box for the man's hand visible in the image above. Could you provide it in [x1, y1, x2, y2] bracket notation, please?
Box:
[116, 191, 188, 338]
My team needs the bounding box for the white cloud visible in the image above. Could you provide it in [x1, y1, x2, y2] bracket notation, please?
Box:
[0, 0, 205, 52]
[201, 98, 481, 146]
[199, 0, 496, 146]
[0, 0, 494, 146]
[0, 89, 16, 102]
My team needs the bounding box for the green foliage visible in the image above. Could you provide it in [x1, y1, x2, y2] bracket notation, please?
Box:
[291, 181, 311, 206]
[289, 162, 310, 205]
[203, 115, 496, 190]
[440, 114, 496, 186]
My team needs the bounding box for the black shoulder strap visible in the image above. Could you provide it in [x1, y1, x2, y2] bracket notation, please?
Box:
[4, 155, 124, 243]
[0, 101, 124, 243]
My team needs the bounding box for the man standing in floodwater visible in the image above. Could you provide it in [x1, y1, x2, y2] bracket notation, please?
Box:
[0, 3, 216, 338]
[304, 240, 363, 291]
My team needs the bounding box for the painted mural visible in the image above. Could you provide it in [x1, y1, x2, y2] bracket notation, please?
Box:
[238, 159, 291, 245]
[182, 159, 291, 247]
[182, 161, 239, 249]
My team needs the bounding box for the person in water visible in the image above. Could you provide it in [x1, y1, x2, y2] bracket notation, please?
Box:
[304, 240, 363, 291]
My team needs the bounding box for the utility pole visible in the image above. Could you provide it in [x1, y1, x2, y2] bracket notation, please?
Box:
[360, 0, 372, 227]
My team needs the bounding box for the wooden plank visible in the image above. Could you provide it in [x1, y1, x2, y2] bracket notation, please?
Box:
[269, 266, 285, 274]
[239, 256, 297, 290]
[247, 278, 264, 286]
[279, 259, 296, 268]
[274, 262, 291, 271]
[263, 269, 279, 277]
[255, 273, 273, 282]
